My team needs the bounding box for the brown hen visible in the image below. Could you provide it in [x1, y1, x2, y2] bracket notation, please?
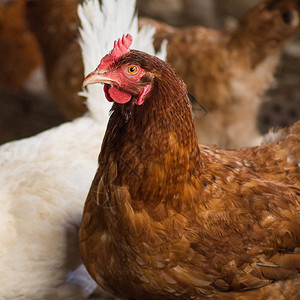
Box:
[79, 34, 300, 300]
[140, 0, 300, 148]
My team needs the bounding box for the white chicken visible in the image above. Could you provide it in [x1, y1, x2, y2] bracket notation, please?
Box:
[0, 0, 166, 299]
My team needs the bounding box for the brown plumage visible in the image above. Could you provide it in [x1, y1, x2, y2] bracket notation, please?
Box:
[140, 0, 300, 148]
[79, 35, 300, 299]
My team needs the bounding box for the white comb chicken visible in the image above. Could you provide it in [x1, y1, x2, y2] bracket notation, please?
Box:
[0, 0, 166, 299]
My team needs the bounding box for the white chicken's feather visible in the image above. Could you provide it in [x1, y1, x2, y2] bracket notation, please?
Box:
[0, 117, 100, 300]
[0, 0, 165, 299]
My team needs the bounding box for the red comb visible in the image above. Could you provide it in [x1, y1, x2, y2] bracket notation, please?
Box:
[97, 34, 133, 70]
[112, 34, 133, 60]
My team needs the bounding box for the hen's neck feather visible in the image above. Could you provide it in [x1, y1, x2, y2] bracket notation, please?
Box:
[99, 56, 203, 209]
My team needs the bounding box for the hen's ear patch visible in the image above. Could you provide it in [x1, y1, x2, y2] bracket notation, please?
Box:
[140, 74, 153, 84]
[97, 34, 133, 70]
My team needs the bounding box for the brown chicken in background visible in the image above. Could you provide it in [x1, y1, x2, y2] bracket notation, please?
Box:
[140, 0, 300, 148]
[0, 0, 43, 91]
[80, 34, 300, 300]
[0, 0, 66, 145]
[25, 0, 86, 120]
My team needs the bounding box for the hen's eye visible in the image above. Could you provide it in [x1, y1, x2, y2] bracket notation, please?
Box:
[127, 66, 137, 74]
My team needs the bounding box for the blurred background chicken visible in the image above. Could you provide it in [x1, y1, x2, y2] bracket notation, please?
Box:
[0, 0, 65, 143]
[0, 0, 43, 92]
[0, 0, 164, 298]
[25, 0, 86, 121]
[140, 0, 300, 148]
[21, 0, 300, 149]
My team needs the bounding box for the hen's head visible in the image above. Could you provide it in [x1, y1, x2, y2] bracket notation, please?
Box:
[83, 34, 156, 106]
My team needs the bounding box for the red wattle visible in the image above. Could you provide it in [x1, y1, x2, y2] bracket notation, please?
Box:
[108, 86, 132, 104]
